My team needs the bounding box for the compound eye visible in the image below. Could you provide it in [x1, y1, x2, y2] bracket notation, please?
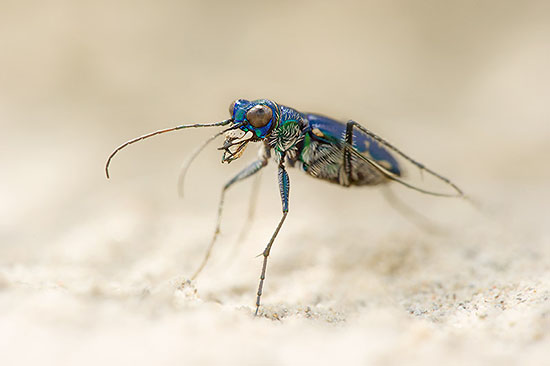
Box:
[246, 105, 272, 128]
[229, 100, 237, 116]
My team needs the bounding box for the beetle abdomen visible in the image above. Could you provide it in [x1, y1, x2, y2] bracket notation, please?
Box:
[298, 113, 401, 186]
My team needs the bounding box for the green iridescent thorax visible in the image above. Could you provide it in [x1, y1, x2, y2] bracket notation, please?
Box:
[268, 105, 306, 154]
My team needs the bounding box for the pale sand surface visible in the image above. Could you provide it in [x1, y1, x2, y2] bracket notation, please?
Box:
[1, 1, 550, 365]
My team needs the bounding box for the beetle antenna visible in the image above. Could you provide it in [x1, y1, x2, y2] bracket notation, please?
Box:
[177, 130, 226, 197]
[105, 119, 233, 179]
[176, 122, 247, 196]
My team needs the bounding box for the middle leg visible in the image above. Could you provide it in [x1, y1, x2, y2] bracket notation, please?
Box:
[255, 158, 290, 316]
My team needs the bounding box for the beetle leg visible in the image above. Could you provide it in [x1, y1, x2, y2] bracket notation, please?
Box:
[346, 120, 464, 197]
[255, 158, 289, 316]
[229, 171, 263, 259]
[340, 120, 355, 186]
[381, 185, 447, 235]
[191, 157, 268, 280]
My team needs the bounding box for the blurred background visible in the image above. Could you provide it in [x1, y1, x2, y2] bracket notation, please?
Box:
[1, 0, 550, 365]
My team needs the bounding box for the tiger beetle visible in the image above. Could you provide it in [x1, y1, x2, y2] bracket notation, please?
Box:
[105, 98, 464, 316]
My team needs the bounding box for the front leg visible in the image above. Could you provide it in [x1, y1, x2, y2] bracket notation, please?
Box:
[191, 157, 268, 280]
[255, 156, 289, 316]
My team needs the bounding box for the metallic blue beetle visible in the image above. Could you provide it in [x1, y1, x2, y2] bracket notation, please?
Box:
[105, 98, 463, 315]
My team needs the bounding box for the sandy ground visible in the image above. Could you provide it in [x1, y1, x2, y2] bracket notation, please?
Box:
[1, 1, 550, 365]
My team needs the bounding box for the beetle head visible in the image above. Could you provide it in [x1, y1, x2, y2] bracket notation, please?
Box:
[220, 99, 278, 163]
